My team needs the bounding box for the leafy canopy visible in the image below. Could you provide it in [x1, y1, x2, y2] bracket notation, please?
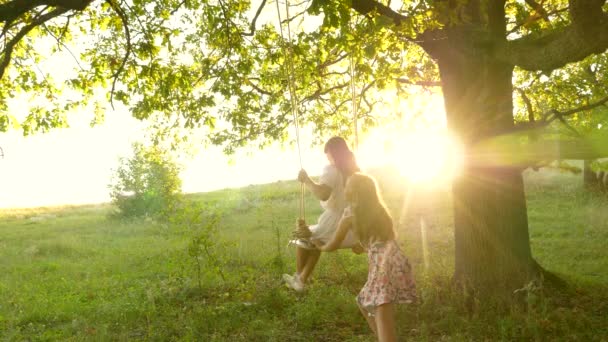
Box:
[0, 0, 607, 152]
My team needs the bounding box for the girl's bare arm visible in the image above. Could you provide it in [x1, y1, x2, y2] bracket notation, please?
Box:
[306, 181, 332, 201]
[314, 216, 352, 252]
[298, 169, 332, 201]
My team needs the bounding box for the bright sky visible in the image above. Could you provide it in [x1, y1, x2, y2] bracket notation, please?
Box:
[0, 105, 332, 209]
[0, 90, 456, 209]
[0, 12, 328, 209]
[0, 5, 459, 209]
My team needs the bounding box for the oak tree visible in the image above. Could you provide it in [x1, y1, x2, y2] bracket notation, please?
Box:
[2, 0, 608, 293]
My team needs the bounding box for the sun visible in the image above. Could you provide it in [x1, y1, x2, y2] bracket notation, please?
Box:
[396, 131, 463, 184]
[355, 89, 465, 185]
[358, 127, 463, 185]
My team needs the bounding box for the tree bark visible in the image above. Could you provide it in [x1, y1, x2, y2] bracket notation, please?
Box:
[0, 0, 93, 23]
[437, 34, 539, 293]
[451, 167, 538, 292]
[583, 159, 598, 188]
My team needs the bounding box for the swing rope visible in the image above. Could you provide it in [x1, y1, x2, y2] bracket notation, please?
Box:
[349, 54, 359, 150]
[348, 17, 359, 151]
[275, 0, 305, 219]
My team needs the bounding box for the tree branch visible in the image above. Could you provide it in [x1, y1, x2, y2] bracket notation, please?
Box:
[241, 0, 266, 36]
[0, 7, 68, 78]
[247, 78, 274, 96]
[546, 94, 608, 123]
[301, 82, 349, 103]
[349, 0, 430, 45]
[106, 0, 131, 110]
[516, 88, 535, 123]
[42, 16, 84, 71]
[396, 77, 441, 87]
[0, 0, 50, 22]
[496, 0, 608, 71]
[0, 0, 93, 80]
[170, 0, 187, 15]
[350, 0, 407, 25]
[508, 7, 568, 35]
[317, 52, 348, 70]
[555, 111, 583, 137]
[501, 94, 608, 137]
[524, 0, 550, 21]
[0, 0, 92, 22]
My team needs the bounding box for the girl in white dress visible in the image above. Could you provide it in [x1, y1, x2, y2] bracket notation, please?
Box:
[283, 136, 360, 292]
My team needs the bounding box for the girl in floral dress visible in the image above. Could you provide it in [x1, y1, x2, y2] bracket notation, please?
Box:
[313, 173, 416, 342]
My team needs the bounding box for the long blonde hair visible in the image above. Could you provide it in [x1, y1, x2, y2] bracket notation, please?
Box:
[347, 173, 395, 245]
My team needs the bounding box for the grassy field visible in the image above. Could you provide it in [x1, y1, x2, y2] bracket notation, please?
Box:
[1, 167, 607, 341]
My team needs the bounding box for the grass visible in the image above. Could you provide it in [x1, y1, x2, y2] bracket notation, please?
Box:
[1, 168, 607, 341]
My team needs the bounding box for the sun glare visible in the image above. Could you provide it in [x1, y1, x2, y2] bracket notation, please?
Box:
[358, 127, 463, 185]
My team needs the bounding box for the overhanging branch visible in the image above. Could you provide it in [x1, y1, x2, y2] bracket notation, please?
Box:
[0, 0, 92, 22]
[546, 94, 608, 122]
[301, 82, 349, 103]
[0, 7, 69, 78]
[516, 88, 535, 123]
[503, 94, 608, 137]
[350, 0, 406, 25]
[0, 0, 50, 22]
[349, 0, 434, 45]
[496, 0, 608, 71]
[241, 0, 266, 36]
[247, 78, 274, 96]
[524, 0, 550, 21]
[106, 0, 131, 110]
[396, 77, 440, 87]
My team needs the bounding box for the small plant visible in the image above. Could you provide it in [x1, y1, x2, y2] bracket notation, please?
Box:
[168, 199, 226, 289]
[108, 142, 182, 220]
[270, 211, 285, 274]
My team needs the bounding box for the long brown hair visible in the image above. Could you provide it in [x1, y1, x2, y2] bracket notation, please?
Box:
[347, 173, 395, 245]
[324, 136, 359, 181]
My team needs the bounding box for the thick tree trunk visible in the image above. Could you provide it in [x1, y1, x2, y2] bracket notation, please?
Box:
[348, 0, 608, 298]
[583, 159, 599, 188]
[451, 168, 538, 291]
[437, 43, 540, 293]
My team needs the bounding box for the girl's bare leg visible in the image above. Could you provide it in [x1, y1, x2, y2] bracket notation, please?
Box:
[375, 303, 397, 342]
[358, 302, 377, 335]
[295, 246, 307, 275]
[298, 249, 321, 283]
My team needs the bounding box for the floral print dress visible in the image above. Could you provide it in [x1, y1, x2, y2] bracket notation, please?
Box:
[357, 239, 417, 315]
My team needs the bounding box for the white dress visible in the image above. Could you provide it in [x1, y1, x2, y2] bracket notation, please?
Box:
[305, 165, 357, 249]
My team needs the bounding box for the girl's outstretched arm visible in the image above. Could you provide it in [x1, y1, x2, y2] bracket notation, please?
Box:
[313, 216, 352, 252]
[298, 169, 332, 201]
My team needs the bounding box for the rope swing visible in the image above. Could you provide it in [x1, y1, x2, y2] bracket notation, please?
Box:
[349, 53, 359, 151]
[348, 17, 360, 152]
[274, 4, 361, 219]
[274, 0, 305, 219]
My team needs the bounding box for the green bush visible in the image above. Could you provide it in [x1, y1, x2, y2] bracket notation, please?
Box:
[109, 142, 182, 219]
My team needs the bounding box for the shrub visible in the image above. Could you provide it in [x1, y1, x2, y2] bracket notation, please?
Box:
[109, 142, 182, 219]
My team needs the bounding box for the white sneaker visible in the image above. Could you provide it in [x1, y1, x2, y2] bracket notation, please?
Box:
[282, 273, 305, 292]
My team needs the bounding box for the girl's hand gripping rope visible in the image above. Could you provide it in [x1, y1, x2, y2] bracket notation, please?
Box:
[292, 219, 312, 239]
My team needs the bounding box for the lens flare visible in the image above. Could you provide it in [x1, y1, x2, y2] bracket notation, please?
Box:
[358, 128, 464, 185]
